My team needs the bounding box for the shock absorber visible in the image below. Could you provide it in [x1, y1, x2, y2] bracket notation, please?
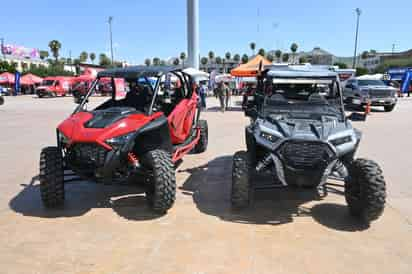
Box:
[128, 152, 138, 167]
[256, 153, 274, 172]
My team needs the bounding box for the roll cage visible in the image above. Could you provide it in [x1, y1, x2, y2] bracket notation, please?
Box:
[74, 66, 194, 115]
[255, 68, 346, 119]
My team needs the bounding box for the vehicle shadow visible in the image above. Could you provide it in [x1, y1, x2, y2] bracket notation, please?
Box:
[205, 106, 244, 112]
[179, 156, 369, 231]
[9, 173, 162, 221]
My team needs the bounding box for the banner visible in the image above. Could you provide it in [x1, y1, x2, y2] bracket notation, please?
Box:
[2, 44, 40, 59]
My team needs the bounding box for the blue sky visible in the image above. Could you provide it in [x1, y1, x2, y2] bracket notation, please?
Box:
[2, 0, 411, 63]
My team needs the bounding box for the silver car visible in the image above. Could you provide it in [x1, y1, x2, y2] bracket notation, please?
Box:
[343, 78, 397, 112]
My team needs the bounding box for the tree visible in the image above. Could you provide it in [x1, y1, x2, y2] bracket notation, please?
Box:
[39, 50, 49, 60]
[160, 60, 166, 66]
[258, 48, 266, 57]
[241, 54, 249, 64]
[201, 57, 208, 66]
[215, 56, 222, 65]
[144, 58, 151, 66]
[275, 50, 282, 63]
[90, 53, 96, 64]
[333, 62, 348, 69]
[79, 51, 88, 63]
[66, 58, 72, 65]
[153, 57, 160, 66]
[370, 49, 377, 55]
[290, 43, 298, 64]
[233, 54, 240, 63]
[298, 56, 307, 64]
[282, 53, 290, 63]
[250, 42, 256, 55]
[180, 52, 186, 67]
[208, 51, 215, 62]
[99, 53, 111, 67]
[266, 53, 274, 62]
[225, 52, 231, 61]
[361, 51, 369, 59]
[356, 67, 368, 76]
[48, 40, 62, 62]
[173, 58, 180, 66]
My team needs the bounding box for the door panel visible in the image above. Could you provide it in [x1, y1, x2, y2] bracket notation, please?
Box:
[168, 92, 198, 144]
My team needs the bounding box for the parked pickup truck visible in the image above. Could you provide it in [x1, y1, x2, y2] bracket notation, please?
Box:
[343, 78, 398, 112]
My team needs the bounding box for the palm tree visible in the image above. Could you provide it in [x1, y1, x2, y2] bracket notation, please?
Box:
[241, 54, 249, 64]
[258, 48, 265, 57]
[144, 58, 151, 66]
[275, 50, 282, 63]
[266, 53, 274, 62]
[153, 57, 160, 66]
[48, 40, 62, 62]
[180, 52, 186, 67]
[250, 42, 256, 55]
[200, 57, 208, 72]
[233, 54, 240, 64]
[208, 51, 215, 62]
[98, 54, 110, 67]
[225, 52, 231, 61]
[282, 53, 290, 63]
[173, 58, 180, 66]
[290, 43, 298, 64]
[361, 51, 369, 59]
[79, 51, 88, 63]
[90, 53, 96, 64]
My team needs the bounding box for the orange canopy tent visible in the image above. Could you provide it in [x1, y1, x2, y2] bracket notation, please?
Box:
[21, 73, 43, 85]
[0, 72, 15, 84]
[230, 55, 273, 77]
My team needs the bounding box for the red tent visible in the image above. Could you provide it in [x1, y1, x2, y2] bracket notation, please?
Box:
[0, 72, 15, 84]
[21, 73, 43, 86]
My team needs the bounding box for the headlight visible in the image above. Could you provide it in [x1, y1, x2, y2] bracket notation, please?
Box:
[330, 136, 352, 146]
[260, 131, 279, 143]
[105, 132, 134, 149]
[58, 131, 70, 144]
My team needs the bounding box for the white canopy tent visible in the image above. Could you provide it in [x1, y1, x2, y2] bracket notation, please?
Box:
[183, 67, 209, 81]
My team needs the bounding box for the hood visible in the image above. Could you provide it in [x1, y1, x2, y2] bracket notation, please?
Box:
[58, 107, 162, 148]
[259, 113, 350, 141]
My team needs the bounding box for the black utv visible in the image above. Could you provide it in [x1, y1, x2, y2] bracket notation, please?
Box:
[232, 68, 386, 224]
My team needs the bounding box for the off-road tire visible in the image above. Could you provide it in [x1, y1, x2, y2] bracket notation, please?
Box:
[193, 119, 208, 153]
[142, 149, 176, 214]
[344, 158, 386, 222]
[384, 104, 395, 112]
[39, 147, 64, 207]
[231, 151, 252, 208]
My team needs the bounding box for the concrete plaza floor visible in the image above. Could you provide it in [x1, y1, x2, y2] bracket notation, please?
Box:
[0, 95, 411, 274]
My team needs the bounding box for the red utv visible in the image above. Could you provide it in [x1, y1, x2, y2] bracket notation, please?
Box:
[39, 66, 208, 213]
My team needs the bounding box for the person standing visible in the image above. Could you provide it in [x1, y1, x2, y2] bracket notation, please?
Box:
[216, 82, 226, 112]
[225, 82, 231, 110]
[199, 82, 207, 109]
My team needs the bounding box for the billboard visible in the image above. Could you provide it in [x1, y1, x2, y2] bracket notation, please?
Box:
[1, 44, 40, 59]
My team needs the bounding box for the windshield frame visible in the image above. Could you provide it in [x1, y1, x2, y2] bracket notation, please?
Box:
[261, 75, 346, 120]
[73, 69, 193, 115]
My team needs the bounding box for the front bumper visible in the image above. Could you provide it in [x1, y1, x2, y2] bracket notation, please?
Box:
[351, 97, 396, 106]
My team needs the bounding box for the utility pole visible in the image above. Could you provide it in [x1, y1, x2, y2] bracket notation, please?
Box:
[352, 8, 362, 69]
[187, 0, 199, 69]
[108, 16, 114, 65]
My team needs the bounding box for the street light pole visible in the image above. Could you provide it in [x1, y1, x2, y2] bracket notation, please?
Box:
[352, 8, 362, 69]
[0, 37, 5, 60]
[108, 16, 114, 65]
